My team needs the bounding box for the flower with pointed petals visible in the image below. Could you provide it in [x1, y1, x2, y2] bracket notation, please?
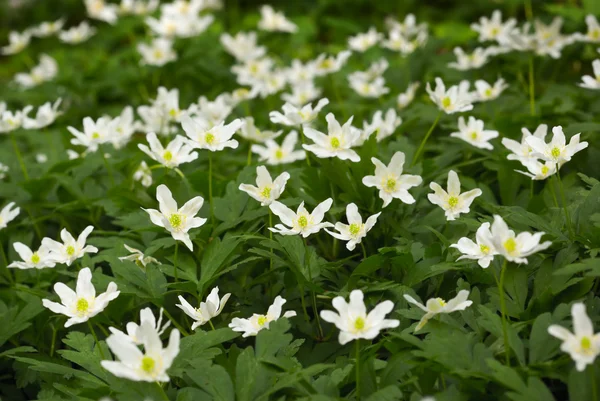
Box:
[220, 31, 266, 62]
[269, 98, 329, 127]
[229, 295, 296, 337]
[426, 78, 474, 114]
[448, 47, 491, 70]
[474, 78, 508, 101]
[579, 15, 600, 43]
[489, 215, 551, 264]
[138, 133, 198, 169]
[450, 116, 498, 150]
[451, 222, 497, 268]
[251, 130, 306, 165]
[362, 152, 422, 208]
[579, 59, 600, 90]
[59, 21, 97, 44]
[102, 323, 179, 382]
[239, 166, 290, 206]
[31, 18, 65, 37]
[404, 290, 472, 331]
[312, 51, 352, 76]
[177, 287, 231, 330]
[325, 204, 380, 251]
[137, 38, 176, 66]
[470, 10, 517, 43]
[42, 267, 119, 327]
[258, 5, 297, 33]
[527, 126, 588, 166]
[85, 0, 119, 24]
[14, 54, 58, 89]
[119, 244, 160, 269]
[362, 109, 402, 143]
[1, 31, 31, 55]
[143, 184, 206, 251]
[8, 242, 56, 270]
[133, 161, 153, 187]
[109, 307, 170, 345]
[68, 116, 119, 152]
[0, 107, 30, 133]
[181, 115, 242, 152]
[303, 113, 361, 162]
[502, 124, 547, 165]
[548, 303, 600, 372]
[42, 226, 98, 266]
[269, 199, 334, 237]
[397, 82, 420, 109]
[348, 27, 382, 52]
[0, 202, 20, 230]
[238, 117, 282, 143]
[516, 160, 557, 181]
[22, 98, 63, 129]
[428, 170, 482, 221]
[320, 290, 399, 345]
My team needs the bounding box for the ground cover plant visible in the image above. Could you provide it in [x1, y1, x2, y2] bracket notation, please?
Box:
[1, 0, 600, 400]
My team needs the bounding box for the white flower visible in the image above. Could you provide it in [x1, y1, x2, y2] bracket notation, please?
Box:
[349, 76, 389, 98]
[489, 215, 551, 264]
[251, 130, 306, 165]
[526, 126, 588, 166]
[68, 116, 119, 152]
[448, 47, 491, 70]
[42, 267, 119, 327]
[177, 287, 231, 330]
[143, 184, 207, 251]
[196, 95, 234, 126]
[109, 307, 170, 346]
[14, 54, 58, 89]
[450, 222, 497, 268]
[269, 98, 329, 126]
[85, 0, 119, 24]
[231, 57, 274, 87]
[426, 78, 474, 114]
[102, 323, 179, 382]
[239, 166, 290, 206]
[474, 78, 508, 101]
[284, 59, 317, 85]
[0, 163, 8, 180]
[269, 199, 334, 237]
[111, 106, 137, 149]
[404, 290, 472, 331]
[36, 153, 47, 163]
[8, 242, 56, 270]
[548, 303, 600, 372]
[516, 160, 557, 181]
[153, 87, 183, 123]
[381, 28, 427, 55]
[325, 203, 380, 251]
[119, 0, 159, 15]
[31, 18, 65, 37]
[136, 105, 172, 136]
[579, 59, 600, 90]
[181, 115, 242, 152]
[580, 15, 600, 43]
[258, 5, 297, 33]
[59, 21, 97, 44]
[470, 10, 517, 43]
[238, 117, 282, 143]
[220, 31, 266, 61]
[1, 31, 31, 55]
[320, 290, 399, 345]
[229, 295, 296, 337]
[0, 107, 29, 133]
[42, 226, 99, 266]
[281, 82, 322, 106]
[303, 113, 361, 162]
[502, 124, 548, 165]
[450, 116, 498, 150]
[361, 108, 402, 143]
[397, 82, 420, 109]
[133, 161, 153, 187]
[312, 51, 352, 76]
[118, 244, 160, 268]
[348, 27, 382, 52]
[137, 38, 176, 66]
[138, 133, 198, 169]
[22, 98, 62, 129]
[362, 152, 422, 208]
[428, 170, 482, 221]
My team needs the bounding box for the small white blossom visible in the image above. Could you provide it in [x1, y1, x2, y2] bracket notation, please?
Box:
[579, 59, 600, 90]
[526, 126, 588, 166]
[85, 0, 119, 24]
[59, 21, 97, 44]
[138, 133, 198, 169]
[474, 78, 508, 101]
[238, 117, 282, 143]
[220, 31, 266, 62]
[361, 108, 402, 143]
[470, 10, 517, 43]
[118, 244, 160, 268]
[397, 82, 420, 109]
[229, 295, 296, 337]
[8, 242, 56, 270]
[312, 51, 352, 76]
[428, 170, 482, 221]
[451, 222, 498, 268]
[325, 203, 380, 251]
[181, 115, 242, 152]
[404, 290, 472, 331]
[426, 78, 474, 114]
[348, 27, 382, 52]
[502, 124, 548, 165]
[258, 5, 297, 33]
[30, 18, 65, 37]
[42, 226, 99, 266]
[251, 130, 306, 165]
[450, 116, 498, 150]
[68, 116, 119, 152]
[239, 166, 290, 206]
[137, 38, 177, 66]
[1, 31, 31, 55]
[109, 307, 170, 346]
[14, 54, 58, 89]
[0, 163, 8, 180]
[303, 113, 361, 162]
[22, 98, 63, 129]
[269, 98, 329, 127]
[269, 198, 334, 237]
[448, 47, 491, 70]
[489, 215, 551, 264]
[133, 161, 153, 187]
[177, 287, 231, 330]
[516, 160, 557, 181]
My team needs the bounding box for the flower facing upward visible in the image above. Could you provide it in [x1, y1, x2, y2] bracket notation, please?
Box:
[1, 31, 31, 55]
[362, 151, 423, 208]
[548, 303, 600, 372]
[397, 82, 420, 109]
[269, 199, 334, 238]
[0, 202, 20, 230]
[450, 222, 498, 268]
[470, 10, 517, 43]
[109, 307, 171, 345]
[22, 98, 63, 129]
[502, 124, 548, 165]
[42, 226, 98, 266]
[450, 116, 499, 150]
[348, 27, 382, 52]
[515, 160, 557, 181]
[489, 215, 551, 264]
[68, 116, 119, 152]
[42, 267, 120, 327]
[138, 133, 198, 169]
[579, 59, 600, 90]
[181, 115, 242, 152]
[320, 290, 399, 345]
[251, 130, 306, 165]
[325, 203, 380, 251]
[474, 78, 508, 101]
[177, 287, 231, 330]
[229, 295, 296, 337]
[118, 244, 160, 269]
[59, 21, 97, 44]
[303, 113, 361, 162]
[239, 166, 290, 206]
[14, 54, 58, 89]
[258, 5, 297, 33]
[269, 98, 329, 127]
[137, 38, 177, 66]
[404, 290, 472, 331]
[143, 184, 207, 251]
[238, 117, 282, 143]
[426, 78, 474, 114]
[8, 243, 56, 270]
[526, 126, 588, 166]
[427, 170, 482, 221]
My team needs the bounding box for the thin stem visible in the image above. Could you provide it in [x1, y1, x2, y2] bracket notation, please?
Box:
[299, 130, 311, 167]
[299, 284, 309, 321]
[498, 259, 510, 366]
[160, 307, 189, 336]
[411, 113, 441, 166]
[529, 180, 534, 200]
[528, 56, 535, 116]
[547, 177, 559, 208]
[87, 320, 105, 359]
[155, 381, 170, 401]
[209, 153, 214, 227]
[10, 133, 29, 181]
[102, 151, 115, 186]
[247, 145, 252, 166]
[355, 339, 361, 400]
[555, 171, 574, 238]
[208, 320, 216, 331]
[591, 364, 598, 401]
[269, 210, 274, 276]
[360, 242, 367, 260]
[50, 324, 57, 357]
[0, 243, 14, 285]
[173, 242, 179, 283]
[304, 238, 324, 339]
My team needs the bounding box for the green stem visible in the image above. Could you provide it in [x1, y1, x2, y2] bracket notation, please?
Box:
[160, 307, 189, 336]
[208, 320, 216, 331]
[411, 113, 441, 166]
[87, 320, 105, 359]
[269, 210, 274, 272]
[529, 180, 534, 200]
[299, 284, 309, 322]
[360, 242, 367, 260]
[155, 381, 170, 401]
[10, 133, 29, 181]
[528, 56, 535, 116]
[591, 364, 598, 401]
[209, 152, 214, 227]
[50, 325, 57, 357]
[304, 238, 324, 338]
[498, 259, 510, 366]
[247, 145, 252, 166]
[0, 243, 14, 285]
[555, 171, 574, 238]
[299, 130, 311, 167]
[173, 242, 178, 283]
[547, 176, 559, 208]
[101, 151, 115, 186]
[355, 339, 361, 400]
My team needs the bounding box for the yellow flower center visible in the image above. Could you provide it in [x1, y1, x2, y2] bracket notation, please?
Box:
[480, 244, 490, 254]
[261, 187, 272, 199]
[490, 27, 499, 36]
[205, 133, 215, 145]
[169, 214, 183, 229]
[541, 165, 549, 175]
[163, 151, 173, 161]
[257, 315, 268, 326]
[503, 238, 517, 254]
[349, 223, 361, 236]
[442, 96, 452, 109]
[550, 147, 561, 159]
[76, 298, 89, 313]
[31, 253, 40, 264]
[92, 132, 100, 139]
[485, 88, 493, 97]
[448, 196, 459, 208]
[437, 298, 447, 307]
[297, 216, 308, 228]
[386, 178, 396, 192]
[275, 149, 284, 159]
[470, 132, 478, 140]
[66, 245, 75, 256]
[581, 336, 593, 353]
[169, 109, 178, 118]
[141, 356, 155, 373]
[330, 137, 340, 149]
[591, 29, 600, 40]
[319, 59, 333, 69]
[354, 317, 365, 331]
[153, 49, 163, 59]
